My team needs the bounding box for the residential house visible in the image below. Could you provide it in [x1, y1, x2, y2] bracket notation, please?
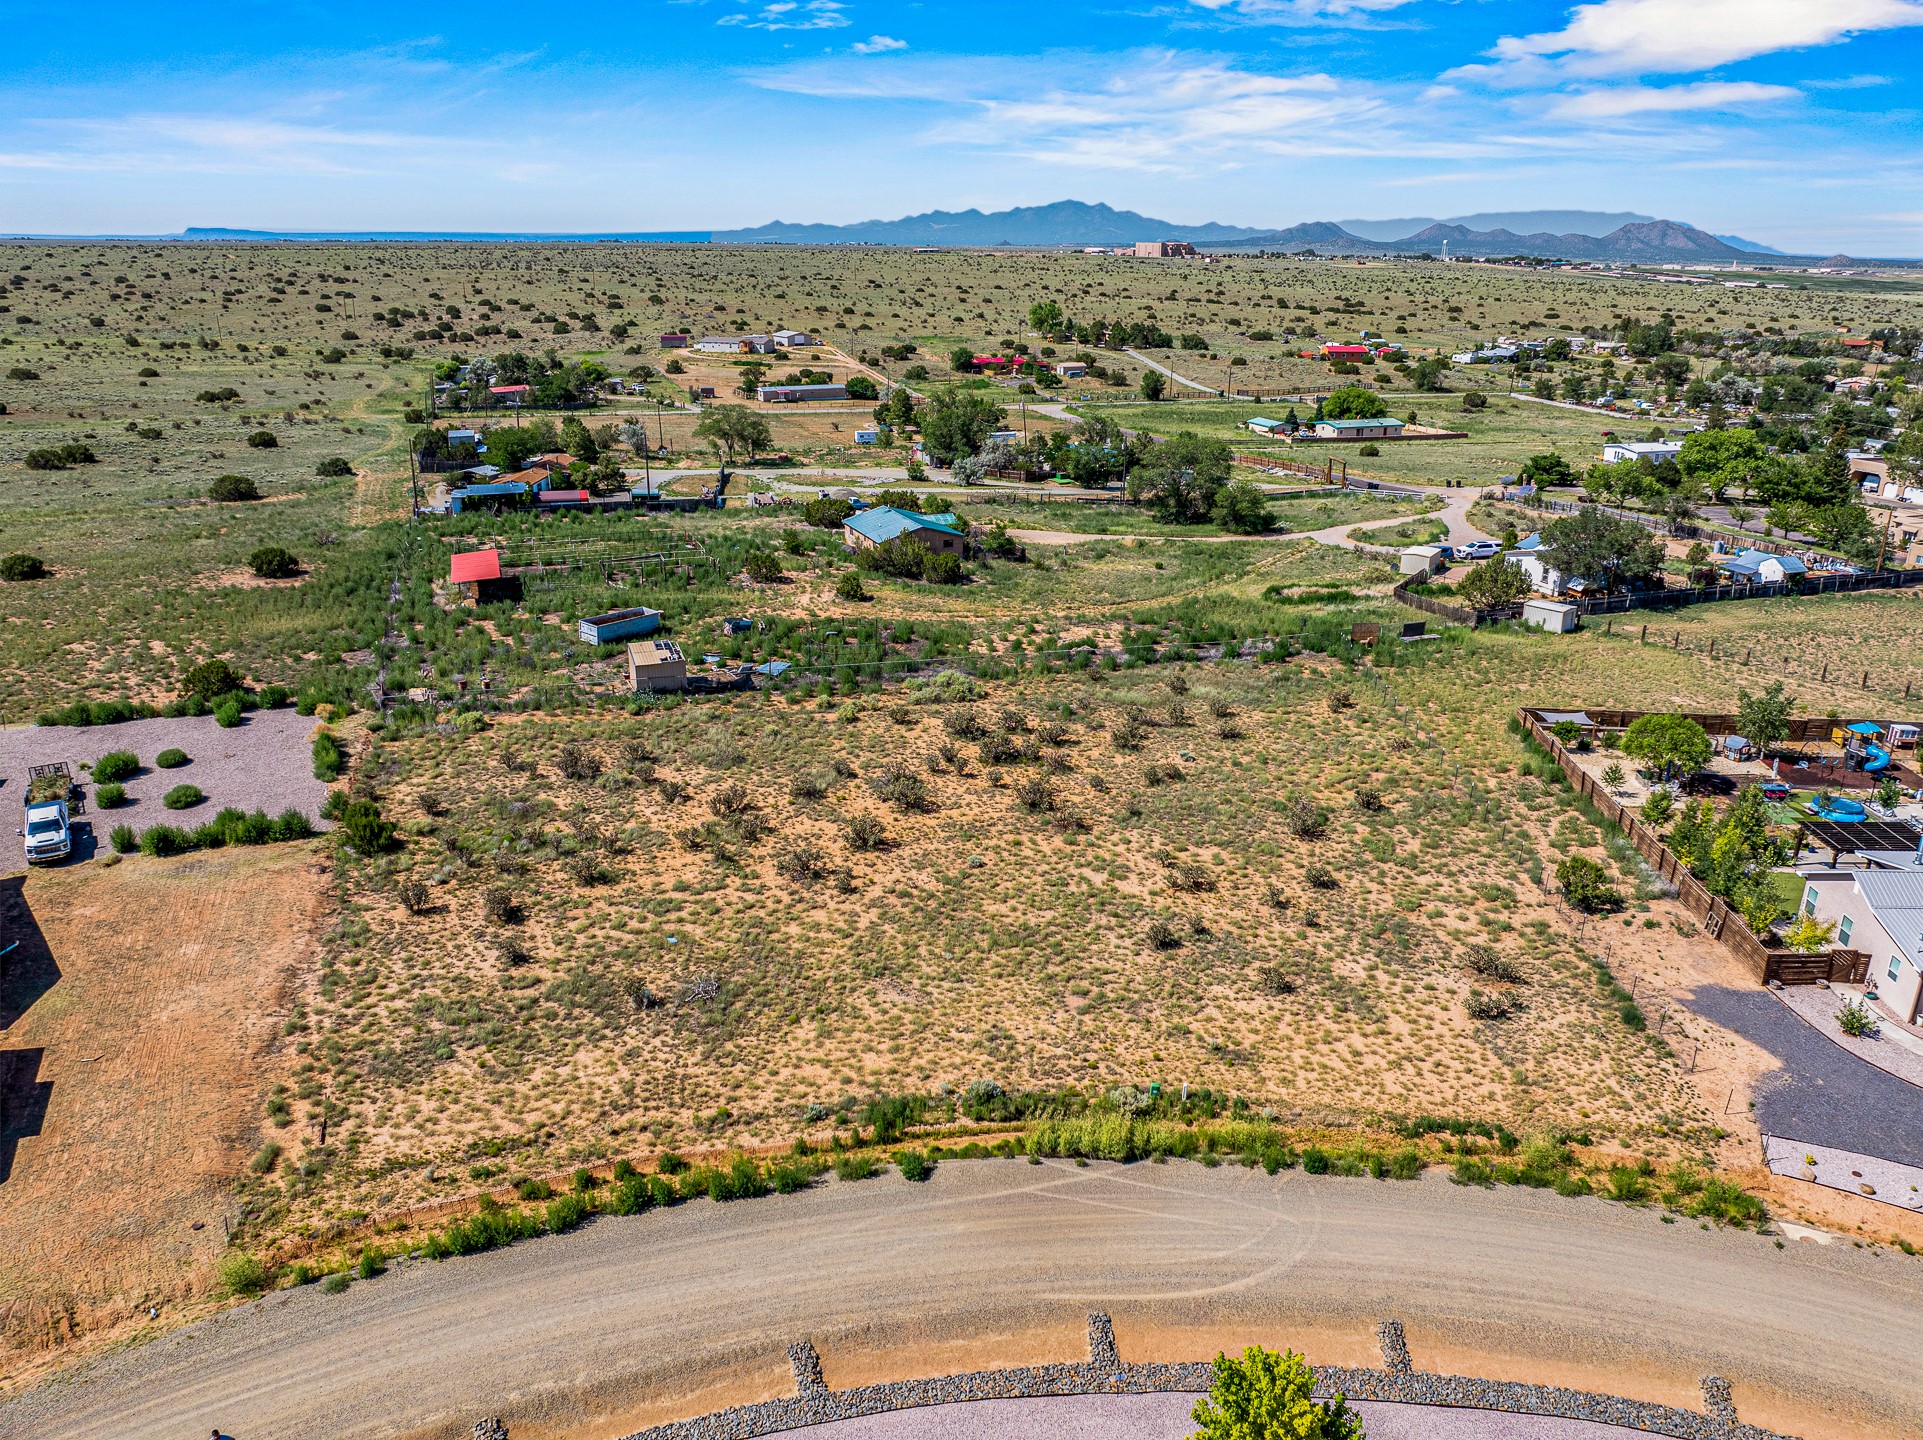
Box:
[757, 383, 848, 403]
[1602, 440, 1683, 465]
[1133, 241, 1198, 258]
[1313, 417, 1405, 440]
[1510, 547, 1573, 596]
[1797, 862, 1923, 1024]
[446, 481, 531, 514]
[1715, 548, 1808, 584]
[1319, 343, 1374, 361]
[1246, 416, 1288, 437]
[1055, 360, 1088, 378]
[627, 638, 689, 693]
[842, 505, 965, 555]
[695, 336, 745, 353]
[488, 384, 532, 404]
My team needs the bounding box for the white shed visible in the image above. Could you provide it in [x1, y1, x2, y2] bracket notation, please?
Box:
[1399, 545, 1448, 577]
[1522, 599, 1580, 633]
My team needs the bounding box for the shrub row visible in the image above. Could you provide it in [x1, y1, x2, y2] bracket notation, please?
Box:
[111, 807, 314, 857]
[37, 685, 290, 728]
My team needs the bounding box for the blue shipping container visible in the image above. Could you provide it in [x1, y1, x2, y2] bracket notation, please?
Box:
[578, 607, 664, 645]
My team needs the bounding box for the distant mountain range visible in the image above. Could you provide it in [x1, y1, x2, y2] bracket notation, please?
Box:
[5, 202, 1849, 260]
[711, 201, 1267, 247]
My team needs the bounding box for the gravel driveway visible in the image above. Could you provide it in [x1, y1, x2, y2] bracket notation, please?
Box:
[785, 1395, 1676, 1440]
[1685, 984, 1923, 1167]
[0, 708, 330, 867]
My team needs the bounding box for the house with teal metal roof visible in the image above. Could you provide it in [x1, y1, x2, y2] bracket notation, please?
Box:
[842, 506, 965, 554]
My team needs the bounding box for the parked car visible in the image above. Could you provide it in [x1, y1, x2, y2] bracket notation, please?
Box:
[1459, 540, 1500, 561]
[21, 799, 71, 864]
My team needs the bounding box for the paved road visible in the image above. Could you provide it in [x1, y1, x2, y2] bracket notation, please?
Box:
[1687, 985, 1923, 1167]
[6, 1163, 1917, 1440]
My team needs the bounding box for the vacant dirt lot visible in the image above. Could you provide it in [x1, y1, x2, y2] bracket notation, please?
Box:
[0, 844, 327, 1372]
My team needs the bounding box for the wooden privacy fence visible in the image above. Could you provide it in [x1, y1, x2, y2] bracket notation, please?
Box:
[1392, 581, 1479, 627]
[1518, 708, 1870, 987]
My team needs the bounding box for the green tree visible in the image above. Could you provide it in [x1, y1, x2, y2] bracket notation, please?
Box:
[1734, 682, 1795, 753]
[1140, 369, 1168, 401]
[1028, 300, 1065, 335]
[1539, 508, 1665, 588]
[948, 346, 976, 373]
[1557, 855, 1620, 913]
[485, 419, 560, 472]
[1410, 357, 1448, 390]
[248, 545, 300, 579]
[1190, 1347, 1362, 1440]
[919, 388, 1006, 465]
[1128, 432, 1232, 524]
[1320, 385, 1388, 420]
[1519, 452, 1577, 488]
[559, 415, 599, 463]
[1456, 557, 1530, 609]
[1211, 479, 1272, 534]
[736, 361, 770, 398]
[181, 659, 244, 702]
[1620, 713, 1712, 781]
[1804, 502, 1877, 562]
[340, 799, 395, 854]
[802, 497, 853, 529]
[693, 405, 773, 464]
[1676, 428, 1763, 500]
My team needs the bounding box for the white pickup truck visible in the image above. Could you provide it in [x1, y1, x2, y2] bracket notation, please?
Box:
[23, 799, 72, 864]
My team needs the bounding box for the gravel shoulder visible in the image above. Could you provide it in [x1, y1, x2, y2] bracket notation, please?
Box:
[4, 1161, 1917, 1440]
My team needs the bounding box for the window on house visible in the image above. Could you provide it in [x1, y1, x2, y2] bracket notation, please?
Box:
[1838, 917, 1853, 946]
[1891, 955, 1904, 982]
[1804, 886, 1818, 917]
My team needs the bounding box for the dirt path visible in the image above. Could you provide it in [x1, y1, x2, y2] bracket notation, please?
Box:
[1009, 488, 1492, 552]
[5, 1162, 1915, 1440]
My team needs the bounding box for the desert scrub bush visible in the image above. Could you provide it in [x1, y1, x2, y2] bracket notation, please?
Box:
[94, 782, 127, 808]
[162, 783, 204, 810]
[834, 1153, 880, 1181]
[834, 571, 870, 601]
[1450, 1157, 1494, 1187]
[894, 1149, 936, 1182]
[845, 812, 887, 851]
[482, 886, 522, 924]
[1304, 864, 1338, 890]
[1463, 945, 1522, 983]
[867, 766, 931, 811]
[1352, 786, 1385, 813]
[312, 730, 343, 781]
[556, 742, 602, 781]
[1464, 989, 1519, 1021]
[91, 750, 139, 784]
[776, 843, 826, 884]
[1263, 881, 1291, 911]
[340, 799, 395, 854]
[1326, 687, 1354, 713]
[789, 770, 829, 801]
[398, 878, 430, 914]
[742, 550, 784, 583]
[1160, 853, 1217, 892]
[249, 1141, 282, 1174]
[1556, 855, 1620, 912]
[214, 697, 244, 728]
[1282, 793, 1327, 840]
[1607, 1164, 1654, 1203]
[110, 823, 136, 853]
[207, 473, 261, 502]
[708, 781, 753, 816]
[942, 707, 987, 740]
[1013, 775, 1056, 812]
[0, 553, 49, 581]
[1257, 964, 1297, 995]
[217, 1251, 270, 1296]
[248, 545, 300, 579]
[1110, 713, 1147, 751]
[245, 429, 279, 449]
[1146, 918, 1182, 951]
[421, 1197, 544, 1259]
[155, 747, 189, 769]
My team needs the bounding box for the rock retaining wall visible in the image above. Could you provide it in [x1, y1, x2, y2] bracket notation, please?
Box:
[595, 1314, 1791, 1440]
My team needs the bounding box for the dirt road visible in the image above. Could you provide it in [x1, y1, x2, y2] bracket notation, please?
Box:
[5, 1162, 1916, 1440]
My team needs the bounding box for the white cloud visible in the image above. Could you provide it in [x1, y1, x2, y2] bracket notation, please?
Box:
[1467, 0, 1923, 82]
[1548, 81, 1800, 119]
[1807, 73, 1894, 89]
[719, 0, 849, 31]
[1184, 0, 1419, 21]
[851, 35, 906, 54]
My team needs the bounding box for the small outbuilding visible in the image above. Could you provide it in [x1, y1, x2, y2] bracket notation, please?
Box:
[627, 638, 689, 693]
[448, 548, 516, 604]
[579, 606, 663, 645]
[1522, 599, 1580, 633]
[1399, 545, 1448, 577]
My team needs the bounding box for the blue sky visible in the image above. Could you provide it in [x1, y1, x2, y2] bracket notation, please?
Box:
[4, 0, 1922, 252]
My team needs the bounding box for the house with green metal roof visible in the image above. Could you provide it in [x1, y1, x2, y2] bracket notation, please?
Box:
[842, 506, 965, 554]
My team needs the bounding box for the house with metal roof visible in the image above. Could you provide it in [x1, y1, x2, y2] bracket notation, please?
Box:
[758, 383, 848, 403]
[1716, 548, 1808, 584]
[1601, 440, 1683, 465]
[1312, 417, 1405, 440]
[842, 506, 965, 554]
[1796, 861, 1923, 1025]
[447, 480, 531, 514]
[1246, 416, 1288, 436]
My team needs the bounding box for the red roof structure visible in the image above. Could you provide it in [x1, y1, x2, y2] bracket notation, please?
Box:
[538, 489, 591, 504]
[1320, 343, 1372, 358]
[490, 384, 532, 396]
[449, 549, 503, 585]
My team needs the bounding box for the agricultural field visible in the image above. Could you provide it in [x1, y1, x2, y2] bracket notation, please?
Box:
[4, 240, 1923, 1365]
